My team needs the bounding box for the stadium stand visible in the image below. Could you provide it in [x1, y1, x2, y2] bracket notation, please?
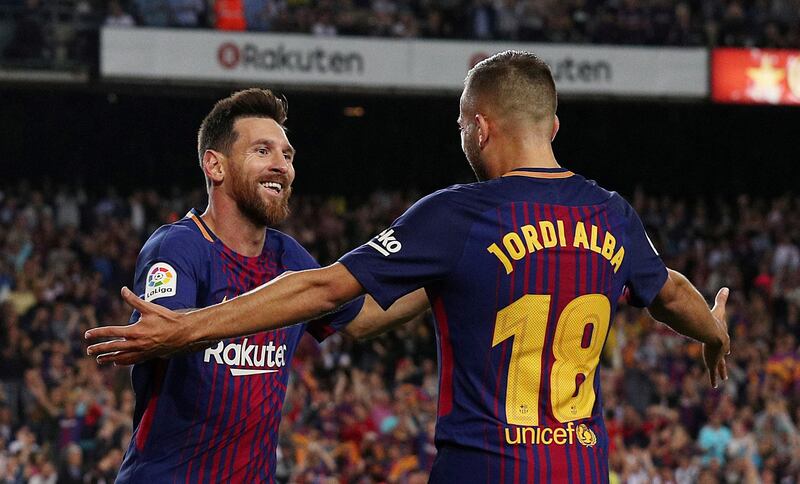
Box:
[2, 0, 800, 66]
[1, 182, 799, 482]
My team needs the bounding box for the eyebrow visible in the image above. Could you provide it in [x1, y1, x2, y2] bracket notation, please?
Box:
[252, 138, 295, 156]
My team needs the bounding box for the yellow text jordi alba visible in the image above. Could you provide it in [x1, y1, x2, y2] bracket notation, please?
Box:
[487, 220, 624, 275]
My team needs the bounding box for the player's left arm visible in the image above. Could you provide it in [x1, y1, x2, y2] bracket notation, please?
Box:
[85, 262, 368, 364]
[619, 198, 730, 388]
[647, 269, 730, 388]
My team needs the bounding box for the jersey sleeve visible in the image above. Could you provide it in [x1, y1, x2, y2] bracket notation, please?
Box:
[338, 190, 470, 310]
[278, 233, 366, 342]
[130, 225, 205, 322]
[623, 207, 668, 308]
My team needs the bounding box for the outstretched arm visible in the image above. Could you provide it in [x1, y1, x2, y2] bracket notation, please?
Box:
[86, 263, 364, 363]
[647, 269, 730, 388]
[342, 289, 430, 340]
[85, 264, 431, 364]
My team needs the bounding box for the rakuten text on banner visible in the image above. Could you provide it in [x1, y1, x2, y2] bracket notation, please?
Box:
[101, 28, 708, 98]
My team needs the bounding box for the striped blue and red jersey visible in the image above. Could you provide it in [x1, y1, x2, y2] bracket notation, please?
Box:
[117, 209, 363, 483]
[339, 167, 667, 483]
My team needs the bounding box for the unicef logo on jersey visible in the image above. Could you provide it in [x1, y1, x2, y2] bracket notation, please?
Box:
[203, 338, 288, 377]
[366, 228, 402, 257]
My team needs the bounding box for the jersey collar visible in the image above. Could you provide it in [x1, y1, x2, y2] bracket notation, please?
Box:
[186, 209, 217, 243]
[503, 167, 574, 179]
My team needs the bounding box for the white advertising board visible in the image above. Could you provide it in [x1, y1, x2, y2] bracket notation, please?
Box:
[102, 28, 707, 97]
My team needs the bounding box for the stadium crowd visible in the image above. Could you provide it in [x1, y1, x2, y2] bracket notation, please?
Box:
[3, 0, 800, 65]
[0, 181, 800, 483]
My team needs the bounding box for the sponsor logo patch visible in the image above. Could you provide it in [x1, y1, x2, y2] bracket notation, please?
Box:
[366, 228, 402, 256]
[203, 338, 287, 376]
[576, 424, 597, 447]
[145, 262, 177, 302]
[503, 422, 599, 447]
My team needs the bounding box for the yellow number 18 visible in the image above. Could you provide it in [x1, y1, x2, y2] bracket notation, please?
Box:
[491, 294, 610, 426]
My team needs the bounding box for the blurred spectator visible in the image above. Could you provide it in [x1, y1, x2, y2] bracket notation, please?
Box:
[168, 0, 206, 27]
[2, 0, 45, 61]
[57, 443, 83, 483]
[133, 0, 171, 27]
[214, 0, 246, 30]
[105, 0, 135, 27]
[698, 412, 732, 465]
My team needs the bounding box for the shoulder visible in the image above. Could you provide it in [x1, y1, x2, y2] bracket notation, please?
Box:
[265, 228, 304, 253]
[404, 182, 486, 214]
[603, 190, 638, 219]
[139, 218, 211, 262]
[266, 228, 319, 270]
[563, 173, 619, 206]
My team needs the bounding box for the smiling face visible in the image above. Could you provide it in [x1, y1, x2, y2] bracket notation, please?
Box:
[226, 117, 295, 227]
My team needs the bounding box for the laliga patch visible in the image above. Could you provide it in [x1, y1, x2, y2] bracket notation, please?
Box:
[145, 262, 177, 302]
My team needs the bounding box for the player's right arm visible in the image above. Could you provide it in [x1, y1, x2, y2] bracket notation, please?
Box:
[341, 289, 430, 340]
[647, 270, 730, 387]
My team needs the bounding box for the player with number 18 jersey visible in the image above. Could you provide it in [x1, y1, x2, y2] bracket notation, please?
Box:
[339, 166, 667, 483]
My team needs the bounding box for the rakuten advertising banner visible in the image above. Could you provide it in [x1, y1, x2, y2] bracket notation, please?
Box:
[102, 28, 707, 97]
[712, 48, 800, 105]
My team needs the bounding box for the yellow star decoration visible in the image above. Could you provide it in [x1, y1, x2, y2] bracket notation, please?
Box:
[746, 55, 786, 103]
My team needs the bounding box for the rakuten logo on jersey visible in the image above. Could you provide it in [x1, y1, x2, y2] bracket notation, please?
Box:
[203, 339, 287, 377]
[366, 228, 402, 256]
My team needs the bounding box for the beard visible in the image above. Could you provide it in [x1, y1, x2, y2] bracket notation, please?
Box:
[229, 166, 292, 227]
[463, 131, 490, 182]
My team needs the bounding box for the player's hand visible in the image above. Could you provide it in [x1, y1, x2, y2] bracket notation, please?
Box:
[84, 287, 193, 365]
[703, 287, 731, 388]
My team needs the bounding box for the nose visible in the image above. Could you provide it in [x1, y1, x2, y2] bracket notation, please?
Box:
[269, 154, 289, 174]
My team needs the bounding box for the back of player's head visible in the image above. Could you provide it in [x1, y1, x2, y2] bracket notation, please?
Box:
[197, 88, 288, 164]
[463, 50, 557, 128]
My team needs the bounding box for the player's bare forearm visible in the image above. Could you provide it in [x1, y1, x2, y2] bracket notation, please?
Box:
[647, 268, 731, 387]
[342, 289, 430, 341]
[85, 263, 365, 362]
[647, 269, 726, 346]
[191, 263, 365, 342]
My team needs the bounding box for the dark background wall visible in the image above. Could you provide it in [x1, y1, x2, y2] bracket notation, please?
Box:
[3, 85, 797, 197]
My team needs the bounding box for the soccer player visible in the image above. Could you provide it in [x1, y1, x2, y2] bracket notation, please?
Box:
[104, 88, 428, 482]
[87, 52, 730, 482]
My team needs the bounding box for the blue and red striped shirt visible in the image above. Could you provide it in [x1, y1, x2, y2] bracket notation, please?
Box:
[340, 167, 667, 483]
[118, 210, 362, 483]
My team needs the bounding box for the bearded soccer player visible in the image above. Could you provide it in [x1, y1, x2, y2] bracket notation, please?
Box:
[105, 89, 428, 482]
[88, 53, 730, 483]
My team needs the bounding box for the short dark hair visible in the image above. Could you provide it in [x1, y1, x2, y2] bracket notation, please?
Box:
[197, 88, 288, 164]
[464, 50, 557, 124]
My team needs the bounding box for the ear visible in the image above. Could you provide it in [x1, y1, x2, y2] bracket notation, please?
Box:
[475, 113, 490, 149]
[551, 115, 560, 142]
[202, 150, 225, 186]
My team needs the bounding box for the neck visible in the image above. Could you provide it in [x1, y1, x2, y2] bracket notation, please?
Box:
[488, 134, 560, 178]
[201, 190, 266, 257]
